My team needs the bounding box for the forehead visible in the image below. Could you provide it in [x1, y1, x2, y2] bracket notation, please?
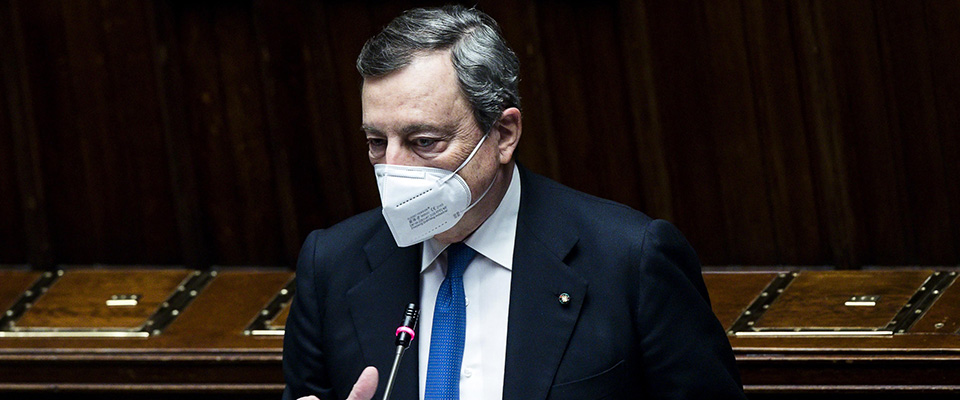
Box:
[361, 51, 468, 130]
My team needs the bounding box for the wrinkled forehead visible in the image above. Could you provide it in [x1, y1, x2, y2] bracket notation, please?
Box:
[361, 52, 469, 126]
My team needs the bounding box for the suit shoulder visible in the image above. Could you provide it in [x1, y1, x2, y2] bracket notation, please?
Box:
[303, 208, 385, 252]
[521, 167, 653, 230]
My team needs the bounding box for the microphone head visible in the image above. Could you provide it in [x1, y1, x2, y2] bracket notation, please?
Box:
[395, 303, 419, 347]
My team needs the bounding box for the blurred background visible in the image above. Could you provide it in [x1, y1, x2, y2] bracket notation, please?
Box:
[2, 0, 958, 270]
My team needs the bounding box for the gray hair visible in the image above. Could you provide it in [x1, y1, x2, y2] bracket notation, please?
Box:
[356, 5, 521, 133]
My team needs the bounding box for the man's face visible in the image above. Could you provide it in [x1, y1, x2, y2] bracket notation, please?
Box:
[361, 51, 496, 202]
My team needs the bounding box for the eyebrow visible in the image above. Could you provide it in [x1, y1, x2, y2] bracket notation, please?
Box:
[360, 124, 382, 135]
[401, 123, 447, 135]
[360, 123, 455, 137]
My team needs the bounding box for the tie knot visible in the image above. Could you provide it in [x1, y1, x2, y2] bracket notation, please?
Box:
[445, 242, 476, 278]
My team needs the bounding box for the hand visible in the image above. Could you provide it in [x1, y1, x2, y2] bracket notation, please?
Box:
[347, 366, 379, 400]
[298, 366, 379, 400]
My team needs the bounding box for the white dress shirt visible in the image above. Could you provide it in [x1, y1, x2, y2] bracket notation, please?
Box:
[418, 165, 520, 400]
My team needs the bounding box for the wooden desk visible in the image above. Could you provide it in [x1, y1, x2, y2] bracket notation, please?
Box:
[0, 268, 290, 396]
[705, 268, 960, 395]
[2, 267, 960, 398]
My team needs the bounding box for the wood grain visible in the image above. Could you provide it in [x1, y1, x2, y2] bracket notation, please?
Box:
[5, 267, 960, 397]
[163, 269, 292, 343]
[0, 270, 39, 312]
[703, 271, 777, 330]
[755, 270, 932, 329]
[0, 0, 52, 268]
[0, 268, 286, 349]
[15, 269, 190, 329]
[741, 0, 826, 264]
[1, 1, 958, 267]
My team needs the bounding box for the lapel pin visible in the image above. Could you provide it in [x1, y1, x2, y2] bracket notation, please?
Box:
[558, 292, 571, 305]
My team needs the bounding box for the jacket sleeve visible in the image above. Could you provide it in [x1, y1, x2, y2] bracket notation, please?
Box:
[283, 230, 339, 400]
[635, 219, 746, 399]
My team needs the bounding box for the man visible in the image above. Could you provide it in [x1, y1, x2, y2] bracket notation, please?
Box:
[283, 5, 745, 400]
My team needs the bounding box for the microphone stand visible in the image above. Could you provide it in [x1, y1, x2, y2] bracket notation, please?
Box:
[383, 303, 419, 400]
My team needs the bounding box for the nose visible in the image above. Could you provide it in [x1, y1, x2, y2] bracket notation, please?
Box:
[383, 137, 416, 165]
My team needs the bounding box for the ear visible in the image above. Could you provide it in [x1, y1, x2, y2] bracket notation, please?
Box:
[494, 107, 522, 165]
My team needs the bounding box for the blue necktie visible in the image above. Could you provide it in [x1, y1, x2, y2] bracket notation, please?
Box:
[425, 242, 477, 400]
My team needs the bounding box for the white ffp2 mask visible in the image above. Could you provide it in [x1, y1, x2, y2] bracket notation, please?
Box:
[374, 134, 493, 247]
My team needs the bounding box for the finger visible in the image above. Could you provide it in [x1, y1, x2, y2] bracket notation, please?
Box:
[345, 366, 379, 400]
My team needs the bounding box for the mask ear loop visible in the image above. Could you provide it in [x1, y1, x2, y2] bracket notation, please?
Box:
[439, 132, 495, 218]
[455, 170, 497, 217]
[437, 133, 489, 186]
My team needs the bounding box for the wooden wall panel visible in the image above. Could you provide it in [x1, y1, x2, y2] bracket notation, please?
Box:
[6, 0, 64, 269]
[617, 0, 674, 223]
[150, 0, 209, 269]
[0, 1, 27, 263]
[172, 1, 285, 265]
[98, 0, 181, 263]
[741, 0, 826, 265]
[213, 2, 282, 264]
[825, 0, 910, 265]
[537, 2, 644, 208]
[249, 0, 323, 262]
[702, 0, 779, 264]
[790, 0, 858, 268]
[44, 0, 109, 263]
[640, 0, 731, 263]
[0, 93, 25, 263]
[296, 1, 378, 226]
[319, 2, 382, 218]
[923, 1, 960, 263]
[492, 1, 562, 180]
[875, 0, 957, 264]
[60, 0, 179, 264]
[7, 0, 180, 265]
[1, 0, 958, 268]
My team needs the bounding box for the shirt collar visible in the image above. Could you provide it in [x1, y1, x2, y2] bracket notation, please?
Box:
[422, 164, 521, 272]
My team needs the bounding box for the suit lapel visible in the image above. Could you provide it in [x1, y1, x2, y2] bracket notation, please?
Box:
[502, 167, 587, 400]
[347, 223, 420, 400]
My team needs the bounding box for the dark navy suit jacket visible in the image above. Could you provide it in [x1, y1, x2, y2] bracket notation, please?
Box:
[282, 165, 745, 400]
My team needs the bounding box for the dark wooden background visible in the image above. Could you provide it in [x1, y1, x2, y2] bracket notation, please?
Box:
[1, 0, 958, 269]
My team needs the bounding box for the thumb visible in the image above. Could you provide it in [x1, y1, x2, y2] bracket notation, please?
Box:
[346, 366, 379, 400]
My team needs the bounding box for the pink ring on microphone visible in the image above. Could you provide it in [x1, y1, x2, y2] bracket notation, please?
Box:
[396, 326, 416, 340]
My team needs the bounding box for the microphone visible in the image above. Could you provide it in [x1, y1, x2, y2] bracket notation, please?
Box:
[383, 303, 419, 400]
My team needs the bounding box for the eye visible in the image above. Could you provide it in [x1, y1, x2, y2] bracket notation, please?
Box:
[367, 137, 386, 158]
[413, 137, 437, 148]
